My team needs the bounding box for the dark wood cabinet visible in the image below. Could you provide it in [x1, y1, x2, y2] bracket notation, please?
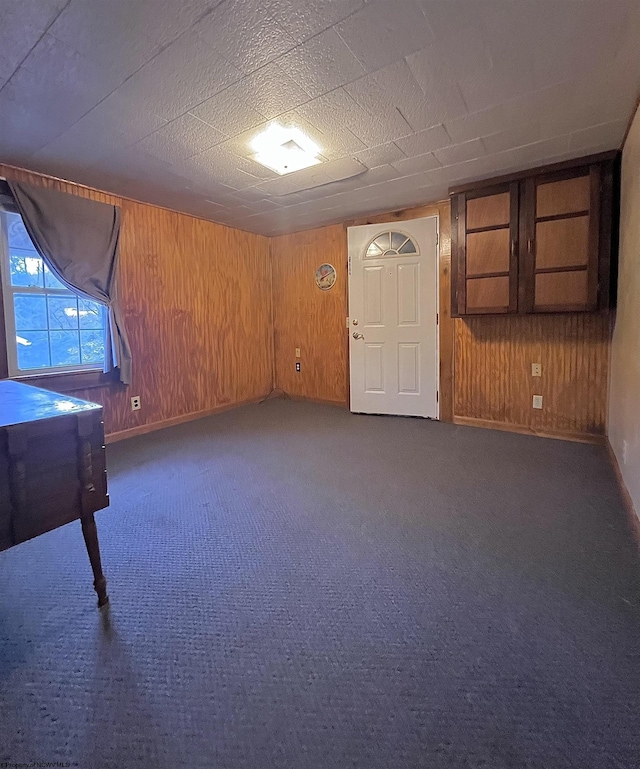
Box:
[0, 381, 110, 606]
[450, 152, 618, 316]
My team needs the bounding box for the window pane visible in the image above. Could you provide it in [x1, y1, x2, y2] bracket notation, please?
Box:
[7, 213, 34, 250]
[48, 295, 79, 329]
[14, 294, 47, 330]
[16, 331, 50, 370]
[78, 298, 104, 329]
[373, 233, 390, 251]
[9, 252, 44, 287]
[391, 231, 407, 250]
[398, 238, 417, 254]
[44, 264, 67, 290]
[50, 330, 80, 366]
[80, 329, 105, 364]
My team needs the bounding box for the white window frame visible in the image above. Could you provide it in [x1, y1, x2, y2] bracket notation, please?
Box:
[0, 209, 106, 377]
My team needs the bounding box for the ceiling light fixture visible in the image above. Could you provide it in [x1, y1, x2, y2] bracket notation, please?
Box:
[250, 124, 321, 175]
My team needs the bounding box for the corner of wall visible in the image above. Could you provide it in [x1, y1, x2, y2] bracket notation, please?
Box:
[607, 98, 640, 523]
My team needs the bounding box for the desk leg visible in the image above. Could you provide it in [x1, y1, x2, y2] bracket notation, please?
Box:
[81, 514, 109, 608]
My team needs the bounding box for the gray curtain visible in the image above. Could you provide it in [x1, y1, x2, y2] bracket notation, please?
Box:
[0, 181, 18, 213]
[7, 181, 132, 385]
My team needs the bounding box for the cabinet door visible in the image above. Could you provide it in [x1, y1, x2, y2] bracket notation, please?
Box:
[521, 166, 601, 312]
[452, 182, 519, 315]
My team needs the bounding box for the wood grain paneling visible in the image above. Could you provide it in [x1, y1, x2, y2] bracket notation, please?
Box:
[535, 271, 588, 310]
[466, 276, 510, 312]
[466, 192, 510, 229]
[271, 224, 348, 405]
[466, 228, 510, 275]
[0, 163, 273, 438]
[0, 162, 612, 443]
[455, 313, 611, 436]
[536, 216, 589, 269]
[536, 175, 590, 217]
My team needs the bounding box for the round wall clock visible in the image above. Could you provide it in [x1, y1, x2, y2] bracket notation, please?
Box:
[315, 263, 337, 291]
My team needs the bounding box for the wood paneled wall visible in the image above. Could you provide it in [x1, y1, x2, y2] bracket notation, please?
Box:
[0, 161, 612, 442]
[271, 224, 348, 405]
[455, 313, 611, 439]
[0, 164, 273, 439]
[271, 201, 611, 440]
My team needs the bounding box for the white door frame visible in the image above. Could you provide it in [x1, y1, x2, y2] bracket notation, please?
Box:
[347, 215, 439, 418]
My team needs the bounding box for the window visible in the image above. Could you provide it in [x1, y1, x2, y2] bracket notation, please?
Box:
[0, 210, 106, 376]
[365, 231, 418, 258]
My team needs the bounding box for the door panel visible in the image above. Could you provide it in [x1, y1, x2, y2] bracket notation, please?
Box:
[466, 275, 510, 312]
[466, 192, 510, 229]
[364, 344, 385, 393]
[363, 266, 384, 325]
[348, 217, 438, 418]
[536, 175, 590, 217]
[398, 343, 420, 394]
[535, 216, 589, 269]
[466, 229, 511, 275]
[397, 263, 419, 325]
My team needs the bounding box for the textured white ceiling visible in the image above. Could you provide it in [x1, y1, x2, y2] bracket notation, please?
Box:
[1, 0, 639, 235]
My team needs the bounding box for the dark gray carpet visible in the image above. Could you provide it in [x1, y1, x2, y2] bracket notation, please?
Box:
[1, 400, 639, 769]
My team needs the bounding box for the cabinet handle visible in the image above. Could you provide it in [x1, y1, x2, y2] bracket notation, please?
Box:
[528, 238, 533, 252]
[511, 241, 516, 257]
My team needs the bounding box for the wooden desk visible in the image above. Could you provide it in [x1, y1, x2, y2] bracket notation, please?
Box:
[0, 380, 109, 606]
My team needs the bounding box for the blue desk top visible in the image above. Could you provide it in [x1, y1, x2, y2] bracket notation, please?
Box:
[0, 380, 100, 429]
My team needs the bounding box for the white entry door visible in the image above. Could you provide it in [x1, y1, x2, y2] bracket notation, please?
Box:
[348, 217, 438, 418]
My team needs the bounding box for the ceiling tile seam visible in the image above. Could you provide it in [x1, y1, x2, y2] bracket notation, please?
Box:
[333, 18, 370, 74]
[0, 0, 73, 99]
[181, 64, 306, 135]
[134, 114, 232, 162]
[174, 5, 306, 119]
[258, 3, 371, 89]
[130, 13, 423, 159]
[394, 106, 420, 139]
[340, 86, 411, 145]
[33, 2, 249, 162]
[179, 86, 372, 181]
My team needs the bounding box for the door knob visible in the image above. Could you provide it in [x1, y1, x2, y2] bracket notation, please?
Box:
[352, 332, 364, 340]
[352, 319, 359, 325]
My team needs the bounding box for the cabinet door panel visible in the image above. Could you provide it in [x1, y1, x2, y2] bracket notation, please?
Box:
[536, 216, 589, 269]
[466, 276, 510, 313]
[466, 192, 510, 229]
[450, 153, 616, 316]
[451, 183, 518, 315]
[536, 175, 590, 218]
[524, 164, 602, 312]
[535, 271, 588, 311]
[466, 229, 510, 276]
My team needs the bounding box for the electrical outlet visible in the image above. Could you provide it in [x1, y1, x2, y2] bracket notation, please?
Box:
[131, 395, 141, 411]
[295, 362, 301, 372]
[295, 347, 301, 358]
[532, 395, 543, 409]
[531, 363, 542, 377]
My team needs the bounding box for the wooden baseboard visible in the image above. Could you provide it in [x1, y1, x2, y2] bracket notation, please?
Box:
[453, 416, 605, 445]
[105, 395, 268, 443]
[605, 439, 640, 544]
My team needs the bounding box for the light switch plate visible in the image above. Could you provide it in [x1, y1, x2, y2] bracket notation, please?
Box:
[295, 347, 301, 358]
[532, 395, 543, 409]
[532, 363, 542, 377]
